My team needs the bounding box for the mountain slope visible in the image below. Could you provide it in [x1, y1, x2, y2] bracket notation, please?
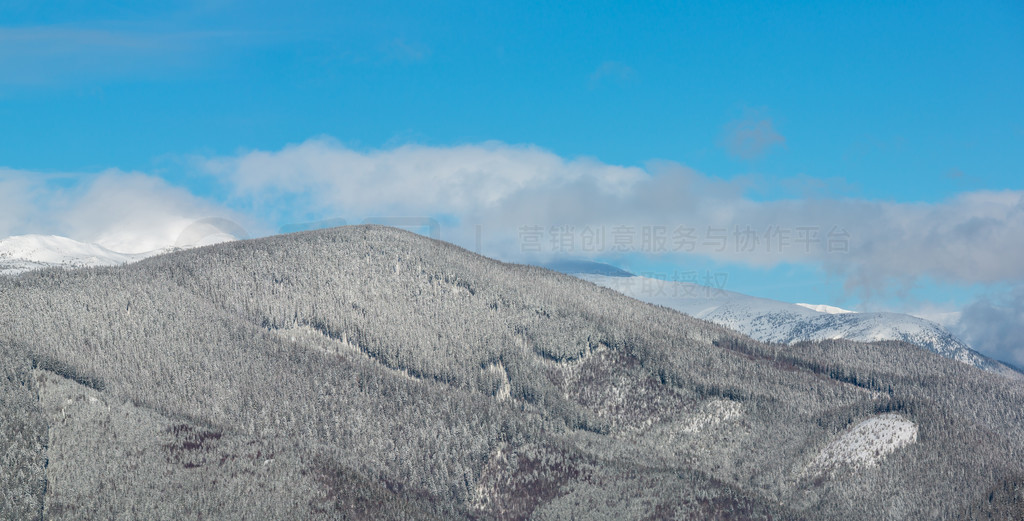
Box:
[578, 273, 1016, 375]
[1, 226, 1023, 519]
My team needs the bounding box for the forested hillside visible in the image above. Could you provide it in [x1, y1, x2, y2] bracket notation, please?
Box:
[1, 226, 1022, 519]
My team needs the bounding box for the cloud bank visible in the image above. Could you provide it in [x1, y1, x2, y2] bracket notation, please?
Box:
[955, 288, 1024, 368]
[202, 138, 1024, 291]
[5, 139, 1022, 292]
[0, 168, 241, 253]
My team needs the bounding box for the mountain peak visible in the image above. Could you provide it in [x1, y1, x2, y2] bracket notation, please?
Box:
[0, 234, 147, 275]
[795, 303, 858, 314]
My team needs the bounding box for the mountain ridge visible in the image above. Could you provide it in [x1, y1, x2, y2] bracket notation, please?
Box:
[1, 226, 1022, 519]
[577, 273, 1018, 376]
[0, 234, 154, 276]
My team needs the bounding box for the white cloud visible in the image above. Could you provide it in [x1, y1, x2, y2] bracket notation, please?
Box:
[722, 117, 786, 160]
[203, 138, 648, 221]
[0, 168, 243, 253]
[954, 288, 1024, 368]
[4, 138, 1022, 303]
[201, 138, 1024, 294]
[0, 169, 44, 235]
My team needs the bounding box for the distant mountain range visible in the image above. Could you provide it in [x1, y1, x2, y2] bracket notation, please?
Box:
[549, 261, 1018, 376]
[0, 235, 154, 276]
[0, 232, 235, 276]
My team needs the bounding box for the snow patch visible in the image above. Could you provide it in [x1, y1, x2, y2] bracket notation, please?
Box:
[484, 362, 512, 402]
[681, 399, 742, 433]
[804, 414, 917, 478]
[274, 324, 421, 381]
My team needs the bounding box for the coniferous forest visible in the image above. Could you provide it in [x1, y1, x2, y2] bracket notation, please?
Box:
[1, 225, 1023, 519]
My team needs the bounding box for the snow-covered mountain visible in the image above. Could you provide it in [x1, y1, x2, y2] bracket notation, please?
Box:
[0, 230, 242, 277]
[4, 236, 1015, 377]
[0, 235, 161, 276]
[795, 303, 856, 314]
[4, 226, 1023, 519]
[577, 272, 1018, 376]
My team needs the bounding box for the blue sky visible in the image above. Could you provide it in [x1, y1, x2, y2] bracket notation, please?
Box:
[2, 1, 1023, 361]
